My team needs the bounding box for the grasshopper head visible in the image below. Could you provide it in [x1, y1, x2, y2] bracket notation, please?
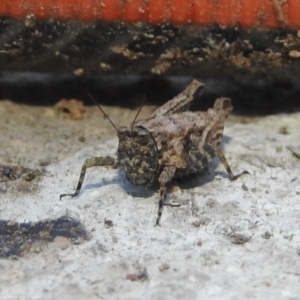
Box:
[117, 125, 159, 185]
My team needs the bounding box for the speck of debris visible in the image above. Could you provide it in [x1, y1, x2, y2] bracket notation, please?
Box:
[159, 263, 170, 272]
[278, 126, 289, 135]
[276, 146, 283, 153]
[93, 241, 110, 253]
[229, 232, 251, 245]
[73, 68, 84, 76]
[104, 219, 114, 228]
[126, 268, 148, 281]
[261, 231, 272, 240]
[265, 281, 272, 287]
[54, 99, 86, 120]
[205, 198, 219, 208]
[242, 183, 249, 191]
[289, 50, 300, 58]
[53, 236, 71, 250]
[111, 235, 118, 243]
[38, 158, 51, 167]
[192, 220, 201, 227]
[0, 216, 89, 258]
[99, 62, 112, 71]
[0, 164, 41, 182]
[283, 234, 293, 241]
[78, 136, 86, 143]
[192, 216, 212, 227]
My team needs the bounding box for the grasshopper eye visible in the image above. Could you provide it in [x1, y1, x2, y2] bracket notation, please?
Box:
[118, 126, 127, 133]
[118, 126, 128, 138]
[119, 126, 131, 136]
[138, 129, 149, 137]
[132, 126, 149, 139]
[138, 128, 150, 142]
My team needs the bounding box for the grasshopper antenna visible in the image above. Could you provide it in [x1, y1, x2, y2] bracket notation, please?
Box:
[130, 96, 145, 133]
[131, 105, 143, 132]
[88, 93, 118, 132]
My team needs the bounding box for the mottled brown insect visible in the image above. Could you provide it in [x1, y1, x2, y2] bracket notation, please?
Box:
[60, 80, 248, 225]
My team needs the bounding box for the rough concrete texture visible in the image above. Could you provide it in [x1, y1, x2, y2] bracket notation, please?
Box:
[0, 100, 300, 299]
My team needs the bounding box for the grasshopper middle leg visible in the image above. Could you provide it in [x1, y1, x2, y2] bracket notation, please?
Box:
[60, 156, 115, 200]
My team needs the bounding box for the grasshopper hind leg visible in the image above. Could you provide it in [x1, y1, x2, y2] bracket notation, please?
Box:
[60, 156, 115, 200]
[217, 150, 249, 180]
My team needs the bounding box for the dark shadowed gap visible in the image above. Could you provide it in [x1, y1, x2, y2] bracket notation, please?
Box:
[0, 73, 300, 115]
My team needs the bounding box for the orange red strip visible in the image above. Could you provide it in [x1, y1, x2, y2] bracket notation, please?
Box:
[1, 0, 299, 28]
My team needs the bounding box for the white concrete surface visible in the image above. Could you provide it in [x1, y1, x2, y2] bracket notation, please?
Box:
[0, 102, 300, 299]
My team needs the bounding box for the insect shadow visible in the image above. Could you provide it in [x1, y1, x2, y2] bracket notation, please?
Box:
[80, 171, 155, 199]
[80, 176, 120, 196]
[71, 133, 234, 208]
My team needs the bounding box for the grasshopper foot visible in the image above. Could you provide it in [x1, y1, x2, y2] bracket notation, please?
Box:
[59, 193, 78, 200]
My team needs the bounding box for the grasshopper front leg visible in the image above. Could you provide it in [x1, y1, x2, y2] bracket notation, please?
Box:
[60, 156, 116, 200]
[217, 150, 249, 180]
[156, 165, 177, 226]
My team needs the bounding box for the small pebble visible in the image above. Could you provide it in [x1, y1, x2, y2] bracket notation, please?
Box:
[159, 263, 170, 272]
[229, 232, 251, 244]
[104, 219, 114, 228]
[53, 236, 71, 250]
